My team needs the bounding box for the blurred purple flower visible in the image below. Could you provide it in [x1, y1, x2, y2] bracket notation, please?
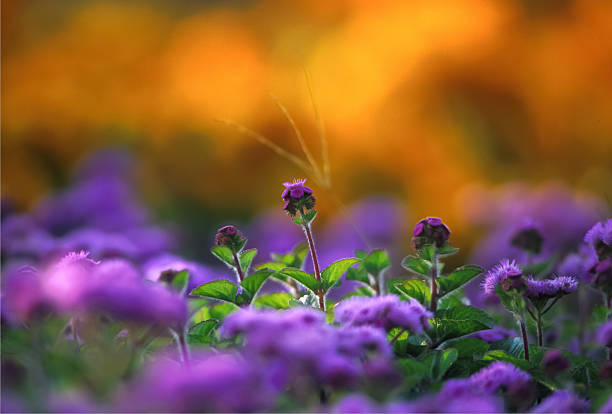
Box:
[542, 349, 569, 377]
[469, 361, 531, 394]
[596, 321, 612, 347]
[470, 326, 515, 342]
[530, 390, 589, 413]
[118, 353, 277, 412]
[2, 264, 52, 323]
[143, 253, 227, 293]
[1, 214, 56, 259]
[334, 295, 431, 333]
[558, 246, 598, 284]
[332, 394, 380, 413]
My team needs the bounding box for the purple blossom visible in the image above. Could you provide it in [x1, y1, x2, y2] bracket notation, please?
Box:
[118, 353, 277, 412]
[470, 326, 515, 342]
[334, 295, 432, 333]
[2, 264, 52, 323]
[482, 258, 523, 297]
[510, 218, 544, 254]
[596, 321, 612, 347]
[585, 218, 612, 247]
[599, 396, 612, 413]
[412, 216, 451, 249]
[530, 390, 589, 413]
[143, 253, 226, 293]
[558, 246, 598, 284]
[525, 275, 578, 299]
[281, 178, 315, 216]
[331, 394, 380, 413]
[469, 361, 531, 395]
[1, 214, 56, 259]
[282, 178, 313, 200]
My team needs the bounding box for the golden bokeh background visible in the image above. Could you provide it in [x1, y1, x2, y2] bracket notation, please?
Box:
[3, 0, 612, 240]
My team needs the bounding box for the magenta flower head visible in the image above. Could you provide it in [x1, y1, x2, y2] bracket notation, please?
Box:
[585, 218, 612, 259]
[281, 178, 315, 217]
[596, 321, 612, 348]
[214, 225, 246, 253]
[525, 275, 578, 300]
[510, 218, 544, 254]
[412, 217, 450, 250]
[482, 259, 526, 297]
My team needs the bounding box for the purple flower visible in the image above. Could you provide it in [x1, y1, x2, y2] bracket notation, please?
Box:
[281, 178, 315, 217]
[469, 361, 531, 395]
[470, 326, 515, 342]
[334, 295, 432, 333]
[1, 214, 56, 259]
[2, 264, 52, 323]
[543, 349, 569, 377]
[558, 246, 598, 284]
[530, 390, 589, 413]
[525, 275, 578, 299]
[118, 353, 277, 412]
[596, 321, 612, 347]
[591, 258, 612, 295]
[332, 394, 380, 413]
[412, 216, 451, 249]
[143, 254, 226, 293]
[585, 218, 612, 251]
[599, 396, 612, 413]
[482, 258, 524, 297]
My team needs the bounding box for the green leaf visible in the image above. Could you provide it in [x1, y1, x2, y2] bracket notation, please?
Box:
[390, 279, 431, 306]
[494, 285, 526, 318]
[240, 269, 274, 301]
[256, 261, 286, 272]
[190, 280, 238, 303]
[593, 305, 611, 324]
[438, 290, 464, 309]
[238, 248, 258, 275]
[427, 305, 494, 346]
[363, 249, 391, 277]
[341, 286, 375, 300]
[401, 256, 432, 277]
[188, 320, 218, 344]
[491, 337, 524, 358]
[419, 245, 436, 261]
[354, 249, 368, 259]
[346, 266, 370, 284]
[279, 268, 320, 293]
[169, 270, 190, 294]
[393, 332, 431, 357]
[209, 302, 239, 320]
[431, 348, 458, 381]
[443, 337, 490, 359]
[437, 265, 483, 297]
[291, 242, 309, 267]
[321, 258, 360, 288]
[397, 358, 430, 387]
[211, 246, 235, 267]
[437, 243, 459, 257]
[293, 217, 304, 226]
[253, 293, 293, 309]
[302, 210, 317, 223]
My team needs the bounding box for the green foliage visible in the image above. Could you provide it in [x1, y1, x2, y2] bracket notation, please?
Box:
[401, 256, 432, 277]
[389, 279, 431, 306]
[279, 268, 320, 293]
[321, 258, 360, 289]
[188, 320, 218, 345]
[346, 266, 370, 284]
[494, 284, 526, 319]
[253, 292, 293, 309]
[427, 305, 494, 347]
[238, 248, 258, 275]
[362, 249, 391, 277]
[168, 270, 190, 294]
[191, 280, 238, 303]
[211, 246, 236, 267]
[437, 265, 483, 298]
[240, 269, 274, 301]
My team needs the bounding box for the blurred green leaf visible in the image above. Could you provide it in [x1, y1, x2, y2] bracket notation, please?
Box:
[346, 266, 370, 284]
[437, 243, 459, 257]
[321, 258, 360, 289]
[279, 268, 320, 293]
[253, 292, 293, 309]
[188, 320, 218, 344]
[438, 265, 483, 297]
[427, 305, 494, 346]
[363, 249, 391, 276]
[169, 270, 190, 294]
[443, 337, 490, 359]
[239, 248, 257, 275]
[390, 279, 431, 306]
[419, 245, 436, 261]
[191, 280, 238, 303]
[402, 256, 432, 277]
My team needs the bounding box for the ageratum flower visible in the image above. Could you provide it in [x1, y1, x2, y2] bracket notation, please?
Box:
[558, 246, 598, 284]
[2, 264, 52, 323]
[530, 390, 589, 413]
[334, 295, 432, 333]
[221, 308, 395, 391]
[412, 217, 450, 249]
[470, 326, 515, 343]
[214, 225, 247, 254]
[281, 178, 315, 217]
[118, 353, 277, 413]
[331, 394, 380, 413]
[543, 349, 569, 377]
[470, 361, 532, 395]
[596, 321, 612, 348]
[525, 276, 578, 300]
[510, 218, 544, 254]
[585, 219, 612, 259]
[482, 259, 525, 297]
[590, 258, 612, 295]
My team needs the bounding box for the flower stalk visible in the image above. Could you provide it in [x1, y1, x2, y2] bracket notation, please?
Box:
[301, 216, 325, 311]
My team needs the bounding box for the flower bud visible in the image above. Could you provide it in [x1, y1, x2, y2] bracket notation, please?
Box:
[412, 217, 450, 250]
[214, 225, 246, 253]
[281, 179, 315, 217]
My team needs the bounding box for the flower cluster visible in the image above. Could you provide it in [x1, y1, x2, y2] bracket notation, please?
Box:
[525, 275, 578, 299]
[585, 218, 612, 259]
[334, 295, 432, 333]
[214, 225, 246, 252]
[510, 218, 544, 254]
[281, 178, 315, 217]
[482, 258, 525, 296]
[530, 390, 590, 413]
[412, 216, 450, 249]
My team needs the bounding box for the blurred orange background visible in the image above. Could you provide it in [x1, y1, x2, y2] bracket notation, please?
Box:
[3, 0, 612, 241]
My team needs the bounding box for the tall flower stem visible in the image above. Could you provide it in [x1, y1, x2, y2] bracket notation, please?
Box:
[430, 254, 439, 313]
[536, 313, 543, 347]
[301, 218, 325, 311]
[178, 331, 190, 366]
[231, 251, 244, 283]
[520, 320, 530, 361]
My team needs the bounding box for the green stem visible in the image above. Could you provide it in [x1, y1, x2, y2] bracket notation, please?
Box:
[430, 254, 439, 313]
[231, 251, 244, 283]
[536, 313, 543, 347]
[301, 215, 325, 311]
